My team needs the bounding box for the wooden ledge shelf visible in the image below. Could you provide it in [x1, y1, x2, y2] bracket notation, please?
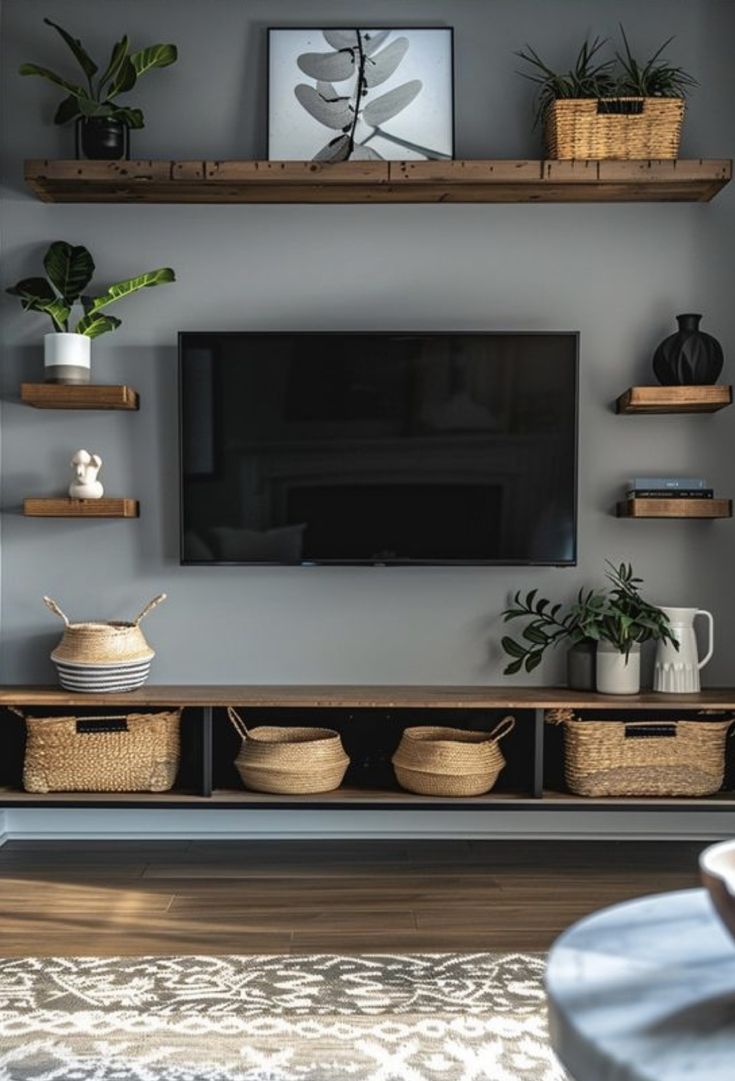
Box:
[618, 497, 732, 519]
[24, 158, 732, 205]
[616, 385, 732, 414]
[21, 383, 139, 410]
[24, 497, 139, 518]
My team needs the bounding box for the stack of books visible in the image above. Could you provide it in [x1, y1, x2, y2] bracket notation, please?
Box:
[627, 477, 714, 501]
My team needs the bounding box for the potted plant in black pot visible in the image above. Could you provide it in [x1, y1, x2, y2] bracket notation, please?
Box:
[19, 19, 177, 159]
[501, 562, 677, 693]
[6, 241, 175, 383]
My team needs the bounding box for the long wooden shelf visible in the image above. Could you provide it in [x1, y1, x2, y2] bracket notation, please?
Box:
[616, 385, 733, 414]
[21, 383, 139, 410]
[24, 159, 732, 204]
[24, 497, 139, 518]
[3, 685, 735, 708]
[618, 497, 732, 519]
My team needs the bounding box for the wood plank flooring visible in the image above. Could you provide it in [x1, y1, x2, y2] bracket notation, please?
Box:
[0, 839, 703, 956]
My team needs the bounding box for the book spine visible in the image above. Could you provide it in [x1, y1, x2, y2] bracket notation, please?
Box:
[629, 477, 707, 490]
[627, 489, 714, 499]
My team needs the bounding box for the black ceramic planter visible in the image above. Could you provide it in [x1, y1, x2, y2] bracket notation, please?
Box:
[652, 313, 724, 386]
[566, 641, 596, 691]
[75, 116, 130, 161]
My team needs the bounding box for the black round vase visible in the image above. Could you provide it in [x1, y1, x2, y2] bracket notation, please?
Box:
[76, 117, 130, 161]
[566, 641, 596, 691]
[652, 313, 724, 386]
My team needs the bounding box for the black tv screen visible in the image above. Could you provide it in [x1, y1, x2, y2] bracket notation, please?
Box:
[179, 332, 578, 565]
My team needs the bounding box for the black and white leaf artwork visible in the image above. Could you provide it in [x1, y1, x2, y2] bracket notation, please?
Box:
[294, 84, 353, 129]
[362, 80, 422, 126]
[363, 38, 409, 88]
[291, 28, 448, 162]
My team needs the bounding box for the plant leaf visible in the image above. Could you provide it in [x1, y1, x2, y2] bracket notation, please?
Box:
[84, 267, 175, 316]
[110, 106, 145, 129]
[43, 242, 95, 303]
[362, 79, 422, 125]
[504, 658, 523, 676]
[107, 57, 137, 98]
[98, 35, 129, 90]
[54, 94, 82, 125]
[43, 18, 98, 79]
[322, 30, 358, 50]
[526, 651, 543, 672]
[364, 37, 409, 87]
[316, 81, 346, 101]
[75, 312, 122, 339]
[6, 277, 57, 305]
[294, 84, 353, 129]
[18, 63, 84, 96]
[313, 134, 352, 162]
[501, 636, 526, 659]
[362, 30, 392, 57]
[350, 145, 383, 160]
[130, 43, 177, 76]
[297, 49, 356, 82]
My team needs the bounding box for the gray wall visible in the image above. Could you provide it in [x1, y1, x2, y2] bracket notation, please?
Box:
[1, 0, 734, 686]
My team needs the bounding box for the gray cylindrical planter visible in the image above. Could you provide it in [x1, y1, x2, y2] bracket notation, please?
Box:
[566, 641, 596, 691]
[44, 333, 91, 384]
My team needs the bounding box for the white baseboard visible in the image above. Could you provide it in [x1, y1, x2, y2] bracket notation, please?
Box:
[2, 807, 732, 841]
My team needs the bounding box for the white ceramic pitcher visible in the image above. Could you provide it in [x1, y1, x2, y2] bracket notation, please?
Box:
[653, 607, 714, 693]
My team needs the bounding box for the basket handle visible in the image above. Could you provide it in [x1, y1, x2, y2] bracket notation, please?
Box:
[546, 708, 575, 726]
[489, 715, 515, 742]
[227, 707, 249, 740]
[133, 594, 167, 625]
[42, 596, 70, 626]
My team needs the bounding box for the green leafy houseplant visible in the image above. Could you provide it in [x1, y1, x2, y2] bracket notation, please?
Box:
[501, 562, 677, 675]
[516, 27, 696, 126]
[7, 241, 175, 339]
[19, 18, 177, 154]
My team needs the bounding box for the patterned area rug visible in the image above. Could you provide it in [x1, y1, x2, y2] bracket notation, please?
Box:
[0, 953, 567, 1080]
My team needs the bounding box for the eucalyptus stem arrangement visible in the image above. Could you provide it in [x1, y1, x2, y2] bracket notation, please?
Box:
[501, 562, 677, 676]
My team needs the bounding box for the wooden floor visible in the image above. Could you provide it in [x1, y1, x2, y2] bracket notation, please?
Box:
[0, 839, 703, 956]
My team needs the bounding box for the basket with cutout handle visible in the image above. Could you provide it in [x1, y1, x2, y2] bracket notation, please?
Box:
[44, 593, 167, 691]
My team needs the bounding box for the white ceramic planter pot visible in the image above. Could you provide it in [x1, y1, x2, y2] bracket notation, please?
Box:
[44, 333, 91, 385]
[596, 641, 641, 695]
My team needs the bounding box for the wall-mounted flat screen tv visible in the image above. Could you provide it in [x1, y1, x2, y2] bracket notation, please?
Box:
[179, 332, 578, 565]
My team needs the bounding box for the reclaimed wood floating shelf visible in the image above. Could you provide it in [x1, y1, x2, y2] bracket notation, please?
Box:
[24, 158, 733, 204]
[616, 385, 733, 413]
[618, 498, 732, 519]
[23, 497, 139, 518]
[21, 383, 139, 410]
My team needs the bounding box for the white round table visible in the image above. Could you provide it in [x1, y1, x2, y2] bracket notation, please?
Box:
[546, 889, 735, 1081]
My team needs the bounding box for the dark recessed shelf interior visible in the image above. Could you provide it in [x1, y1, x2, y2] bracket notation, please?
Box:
[21, 383, 139, 410]
[616, 385, 732, 414]
[24, 158, 733, 205]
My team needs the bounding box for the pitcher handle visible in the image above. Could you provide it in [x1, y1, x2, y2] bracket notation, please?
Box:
[695, 610, 714, 669]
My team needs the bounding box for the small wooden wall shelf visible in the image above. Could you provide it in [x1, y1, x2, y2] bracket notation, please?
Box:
[23, 498, 139, 518]
[24, 159, 732, 205]
[618, 497, 732, 519]
[616, 385, 732, 414]
[21, 383, 139, 410]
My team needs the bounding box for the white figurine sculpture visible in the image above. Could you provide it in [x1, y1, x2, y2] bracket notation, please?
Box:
[69, 449, 104, 500]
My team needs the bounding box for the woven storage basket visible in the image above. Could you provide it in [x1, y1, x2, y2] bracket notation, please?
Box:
[548, 709, 733, 797]
[227, 708, 349, 794]
[391, 716, 515, 797]
[544, 97, 684, 160]
[44, 594, 166, 692]
[19, 709, 181, 793]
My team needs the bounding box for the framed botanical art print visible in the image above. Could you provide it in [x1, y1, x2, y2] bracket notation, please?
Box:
[268, 28, 454, 162]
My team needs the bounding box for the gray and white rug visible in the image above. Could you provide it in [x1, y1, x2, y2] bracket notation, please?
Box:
[0, 953, 567, 1080]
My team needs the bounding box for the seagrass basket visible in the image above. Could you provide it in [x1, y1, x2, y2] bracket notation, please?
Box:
[44, 594, 166, 692]
[392, 716, 515, 797]
[227, 708, 350, 794]
[544, 97, 684, 159]
[18, 709, 182, 793]
[548, 709, 733, 797]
